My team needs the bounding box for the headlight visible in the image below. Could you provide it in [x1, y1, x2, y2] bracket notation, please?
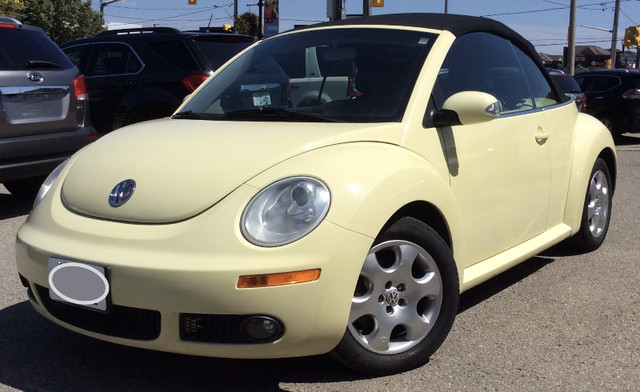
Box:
[241, 177, 330, 247]
[33, 159, 68, 208]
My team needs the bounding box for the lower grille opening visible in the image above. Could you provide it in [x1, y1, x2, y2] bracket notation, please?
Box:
[180, 313, 284, 344]
[36, 285, 160, 341]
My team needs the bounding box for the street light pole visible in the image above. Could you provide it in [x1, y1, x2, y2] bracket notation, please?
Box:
[99, 0, 122, 14]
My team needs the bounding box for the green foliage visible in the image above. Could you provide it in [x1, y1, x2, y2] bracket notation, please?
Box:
[0, 0, 24, 18]
[6, 0, 103, 44]
[576, 64, 589, 72]
[235, 12, 259, 38]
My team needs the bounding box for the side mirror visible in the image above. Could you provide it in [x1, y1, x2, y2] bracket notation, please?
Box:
[432, 91, 500, 127]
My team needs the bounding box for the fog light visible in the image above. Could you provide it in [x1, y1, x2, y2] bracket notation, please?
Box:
[241, 316, 284, 343]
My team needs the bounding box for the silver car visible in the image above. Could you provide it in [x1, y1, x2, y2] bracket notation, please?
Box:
[0, 17, 96, 198]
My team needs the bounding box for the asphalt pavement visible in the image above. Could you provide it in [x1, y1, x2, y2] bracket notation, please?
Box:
[0, 136, 639, 391]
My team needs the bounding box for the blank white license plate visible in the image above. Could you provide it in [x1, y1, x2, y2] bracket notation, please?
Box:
[48, 257, 110, 311]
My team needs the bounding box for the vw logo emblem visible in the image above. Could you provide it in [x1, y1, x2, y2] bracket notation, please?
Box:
[27, 72, 43, 82]
[385, 289, 400, 306]
[109, 179, 136, 207]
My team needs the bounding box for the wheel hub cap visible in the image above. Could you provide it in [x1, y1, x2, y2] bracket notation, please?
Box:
[385, 289, 400, 306]
[348, 240, 444, 355]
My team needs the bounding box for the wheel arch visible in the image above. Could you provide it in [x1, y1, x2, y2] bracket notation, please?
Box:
[379, 201, 452, 250]
[564, 114, 617, 233]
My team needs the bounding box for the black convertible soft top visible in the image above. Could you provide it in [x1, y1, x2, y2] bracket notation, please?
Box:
[303, 13, 536, 61]
[297, 13, 565, 103]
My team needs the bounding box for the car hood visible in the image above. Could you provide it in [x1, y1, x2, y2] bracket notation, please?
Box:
[61, 119, 400, 223]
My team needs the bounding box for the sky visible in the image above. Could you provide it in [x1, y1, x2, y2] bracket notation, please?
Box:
[94, 0, 640, 55]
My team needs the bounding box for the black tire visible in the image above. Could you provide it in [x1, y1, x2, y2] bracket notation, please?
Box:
[4, 176, 45, 200]
[568, 158, 613, 252]
[331, 217, 459, 375]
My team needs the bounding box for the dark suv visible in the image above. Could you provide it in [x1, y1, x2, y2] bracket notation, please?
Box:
[574, 69, 640, 139]
[0, 17, 96, 198]
[60, 27, 254, 134]
[548, 69, 584, 111]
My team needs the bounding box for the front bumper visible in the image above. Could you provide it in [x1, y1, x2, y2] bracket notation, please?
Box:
[16, 182, 373, 359]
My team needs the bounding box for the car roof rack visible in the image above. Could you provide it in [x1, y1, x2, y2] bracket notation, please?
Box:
[97, 27, 180, 36]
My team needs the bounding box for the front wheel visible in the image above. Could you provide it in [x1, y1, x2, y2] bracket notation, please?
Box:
[568, 158, 613, 251]
[331, 217, 459, 375]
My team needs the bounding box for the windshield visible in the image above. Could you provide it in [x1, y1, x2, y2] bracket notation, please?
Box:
[178, 28, 435, 122]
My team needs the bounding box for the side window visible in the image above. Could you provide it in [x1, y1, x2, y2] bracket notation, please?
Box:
[514, 46, 559, 108]
[62, 45, 92, 73]
[86, 43, 142, 77]
[435, 32, 553, 114]
[576, 76, 621, 92]
[147, 39, 198, 70]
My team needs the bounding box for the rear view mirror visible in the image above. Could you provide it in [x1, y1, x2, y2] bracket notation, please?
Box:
[433, 91, 500, 127]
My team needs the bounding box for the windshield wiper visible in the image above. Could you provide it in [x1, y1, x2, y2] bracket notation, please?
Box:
[172, 110, 211, 120]
[224, 108, 340, 122]
[25, 60, 60, 69]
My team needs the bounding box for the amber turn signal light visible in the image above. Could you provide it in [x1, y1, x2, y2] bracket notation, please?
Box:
[237, 269, 321, 288]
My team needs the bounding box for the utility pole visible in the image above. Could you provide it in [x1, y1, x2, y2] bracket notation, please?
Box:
[234, 0, 238, 29]
[363, 0, 370, 16]
[328, 0, 346, 21]
[445, 0, 448, 14]
[568, 0, 577, 75]
[611, 0, 621, 68]
[257, 0, 263, 39]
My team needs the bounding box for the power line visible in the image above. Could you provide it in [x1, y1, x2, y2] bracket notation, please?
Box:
[483, 0, 638, 17]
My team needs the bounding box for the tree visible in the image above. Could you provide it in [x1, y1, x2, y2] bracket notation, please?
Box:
[15, 0, 103, 44]
[235, 12, 259, 38]
[0, 0, 24, 18]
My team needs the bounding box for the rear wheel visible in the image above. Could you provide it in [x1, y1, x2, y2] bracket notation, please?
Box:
[331, 217, 459, 375]
[569, 158, 613, 251]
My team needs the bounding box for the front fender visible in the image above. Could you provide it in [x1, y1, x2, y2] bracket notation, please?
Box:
[245, 142, 465, 278]
[564, 113, 617, 232]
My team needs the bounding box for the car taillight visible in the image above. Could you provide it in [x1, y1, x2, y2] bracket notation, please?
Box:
[0, 23, 18, 29]
[622, 89, 640, 99]
[73, 75, 89, 101]
[182, 74, 210, 93]
[581, 95, 587, 109]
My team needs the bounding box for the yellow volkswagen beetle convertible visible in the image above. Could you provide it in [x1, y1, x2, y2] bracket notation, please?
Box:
[16, 14, 616, 374]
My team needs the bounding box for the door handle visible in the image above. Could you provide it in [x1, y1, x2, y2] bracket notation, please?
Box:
[535, 127, 549, 145]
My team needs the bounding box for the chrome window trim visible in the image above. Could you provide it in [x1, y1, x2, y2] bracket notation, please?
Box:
[498, 98, 575, 118]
